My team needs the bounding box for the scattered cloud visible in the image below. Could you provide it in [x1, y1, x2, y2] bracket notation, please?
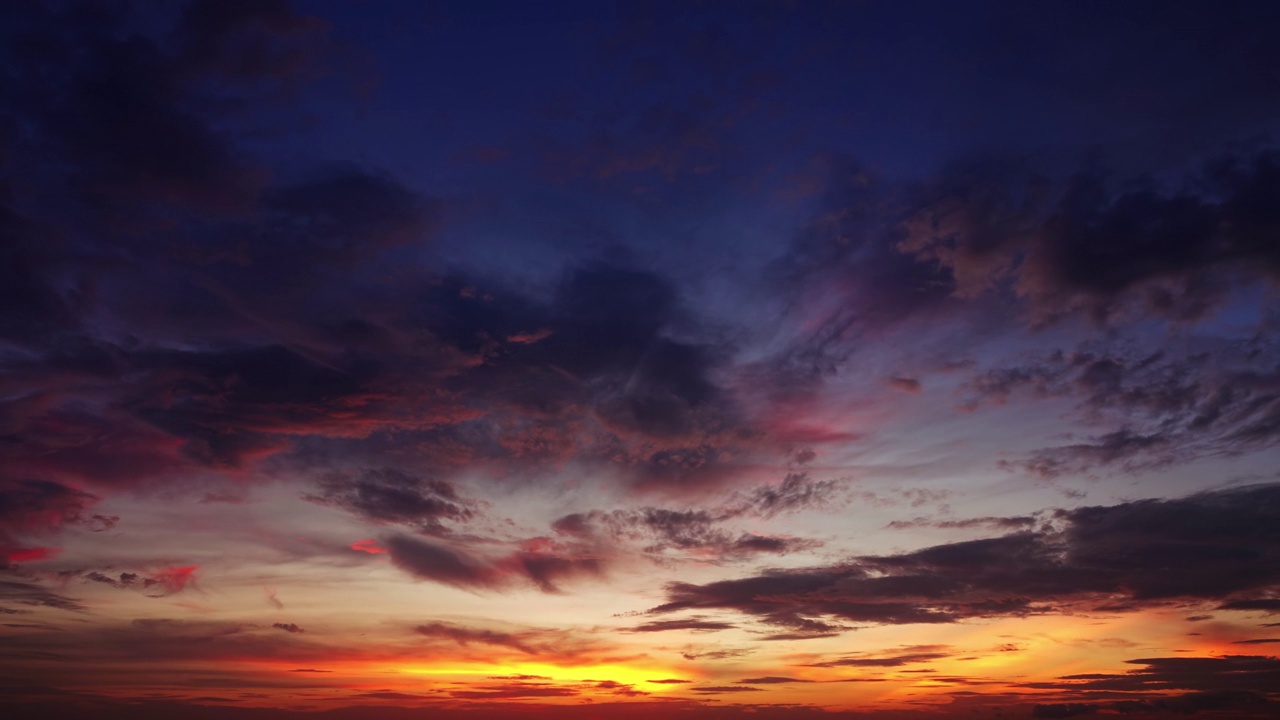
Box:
[650, 485, 1280, 631]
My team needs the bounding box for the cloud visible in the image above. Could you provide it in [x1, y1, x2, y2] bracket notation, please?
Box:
[899, 150, 1280, 326]
[887, 377, 922, 394]
[550, 489, 825, 563]
[384, 536, 501, 591]
[692, 685, 763, 693]
[1034, 692, 1277, 718]
[74, 567, 194, 598]
[413, 621, 593, 658]
[681, 648, 751, 661]
[0, 479, 99, 552]
[647, 484, 1280, 631]
[627, 618, 737, 633]
[308, 468, 478, 535]
[804, 646, 952, 668]
[383, 533, 604, 594]
[0, 580, 85, 612]
[352, 691, 427, 701]
[1220, 599, 1280, 613]
[1022, 655, 1280, 696]
[886, 515, 1038, 531]
[509, 549, 604, 594]
[963, 342, 1280, 478]
[448, 682, 579, 699]
[0, 617, 324, 663]
[732, 472, 845, 520]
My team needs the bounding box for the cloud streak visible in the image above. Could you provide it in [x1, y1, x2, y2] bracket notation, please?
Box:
[650, 484, 1280, 631]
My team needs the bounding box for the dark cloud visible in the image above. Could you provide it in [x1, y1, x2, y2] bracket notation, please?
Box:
[0, 617, 323, 663]
[692, 685, 763, 694]
[0, 581, 85, 612]
[732, 472, 845, 520]
[125, 344, 395, 469]
[1, 0, 332, 216]
[764, 146, 1280, 401]
[0, 0, 470, 490]
[449, 682, 579, 700]
[647, 484, 1280, 631]
[766, 158, 957, 393]
[272, 623, 304, 634]
[308, 468, 478, 535]
[968, 343, 1280, 478]
[627, 618, 736, 633]
[550, 486, 825, 563]
[899, 149, 1280, 326]
[258, 170, 436, 266]
[887, 377, 922, 394]
[413, 621, 592, 658]
[593, 680, 646, 697]
[1022, 655, 1280, 697]
[804, 647, 952, 668]
[417, 263, 745, 463]
[384, 536, 501, 591]
[759, 631, 844, 642]
[737, 676, 811, 684]
[352, 691, 426, 701]
[886, 515, 1038, 531]
[1220, 599, 1280, 613]
[680, 648, 752, 661]
[509, 548, 605, 594]
[2, 1, 777, 505]
[1035, 692, 1277, 718]
[74, 568, 192, 597]
[0, 479, 99, 555]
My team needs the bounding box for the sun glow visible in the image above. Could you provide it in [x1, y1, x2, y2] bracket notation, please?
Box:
[391, 661, 686, 690]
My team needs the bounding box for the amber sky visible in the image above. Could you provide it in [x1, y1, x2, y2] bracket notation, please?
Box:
[2, 2, 1280, 719]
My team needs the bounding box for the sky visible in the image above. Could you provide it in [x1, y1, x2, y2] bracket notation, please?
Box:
[2, 1, 1280, 718]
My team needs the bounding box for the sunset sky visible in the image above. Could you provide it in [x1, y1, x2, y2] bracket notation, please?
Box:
[3, 2, 1280, 719]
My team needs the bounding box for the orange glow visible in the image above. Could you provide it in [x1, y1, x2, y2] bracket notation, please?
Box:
[241, 656, 692, 699]
[379, 660, 685, 690]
